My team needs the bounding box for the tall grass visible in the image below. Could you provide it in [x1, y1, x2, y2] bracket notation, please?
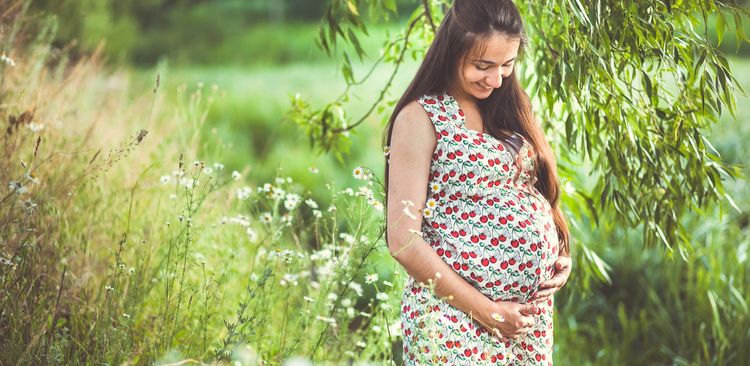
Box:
[0, 20, 408, 365]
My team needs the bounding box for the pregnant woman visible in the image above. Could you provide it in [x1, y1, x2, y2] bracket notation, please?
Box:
[384, 1, 572, 365]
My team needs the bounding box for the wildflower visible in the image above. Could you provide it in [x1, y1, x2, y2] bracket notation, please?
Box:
[376, 292, 389, 301]
[356, 341, 366, 348]
[365, 273, 379, 284]
[342, 188, 355, 196]
[246, 227, 258, 242]
[179, 177, 195, 189]
[213, 162, 224, 171]
[160, 175, 171, 184]
[169, 193, 177, 200]
[315, 315, 337, 325]
[327, 293, 338, 301]
[128, 267, 135, 275]
[192, 160, 202, 167]
[563, 181, 575, 195]
[122, 313, 131, 319]
[203, 167, 213, 175]
[352, 166, 370, 180]
[341, 298, 353, 307]
[275, 177, 287, 185]
[27, 123, 45, 132]
[421, 207, 433, 218]
[281, 213, 293, 226]
[348, 282, 363, 297]
[271, 187, 286, 200]
[369, 198, 384, 212]
[8, 181, 27, 194]
[21, 198, 37, 212]
[236, 186, 253, 200]
[260, 212, 273, 224]
[430, 182, 441, 192]
[308, 166, 319, 174]
[425, 198, 438, 209]
[310, 281, 320, 289]
[491, 312, 505, 322]
[105, 285, 114, 292]
[312, 210, 322, 218]
[1, 54, 15, 66]
[372, 325, 382, 333]
[356, 186, 373, 199]
[284, 193, 301, 210]
[339, 233, 356, 244]
[304, 296, 315, 302]
[383, 280, 394, 287]
[305, 198, 318, 209]
[327, 205, 337, 212]
[232, 170, 241, 180]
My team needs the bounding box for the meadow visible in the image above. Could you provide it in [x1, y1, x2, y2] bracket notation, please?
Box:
[1, 15, 749, 366]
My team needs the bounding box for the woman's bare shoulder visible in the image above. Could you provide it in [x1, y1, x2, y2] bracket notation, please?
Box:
[391, 100, 436, 147]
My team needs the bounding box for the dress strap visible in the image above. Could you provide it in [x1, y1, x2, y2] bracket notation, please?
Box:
[416, 93, 459, 140]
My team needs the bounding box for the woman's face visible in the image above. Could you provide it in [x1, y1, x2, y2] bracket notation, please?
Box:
[455, 32, 521, 101]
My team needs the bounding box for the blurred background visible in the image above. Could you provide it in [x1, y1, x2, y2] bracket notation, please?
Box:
[3, 0, 749, 364]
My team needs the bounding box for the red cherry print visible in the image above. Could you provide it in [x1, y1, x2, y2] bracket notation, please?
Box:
[454, 135, 462, 142]
[509, 258, 516, 265]
[461, 252, 469, 259]
[481, 258, 489, 266]
[489, 257, 497, 263]
[500, 261, 508, 269]
[491, 238, 499, 246]
[469, 252, 477, 258]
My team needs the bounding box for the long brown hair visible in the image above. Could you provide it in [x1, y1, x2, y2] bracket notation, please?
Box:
[383, 0, 570, 255]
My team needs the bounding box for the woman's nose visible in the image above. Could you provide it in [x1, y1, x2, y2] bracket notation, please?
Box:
[486, 70, 503, 88]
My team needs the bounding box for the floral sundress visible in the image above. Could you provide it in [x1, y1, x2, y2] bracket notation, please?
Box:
[399, 92, 559, 365]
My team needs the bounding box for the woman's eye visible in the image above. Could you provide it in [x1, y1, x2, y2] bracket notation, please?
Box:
[476, 65, 490, 71]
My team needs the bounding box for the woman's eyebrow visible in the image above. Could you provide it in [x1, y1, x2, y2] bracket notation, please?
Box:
[475, 57, 517, 65]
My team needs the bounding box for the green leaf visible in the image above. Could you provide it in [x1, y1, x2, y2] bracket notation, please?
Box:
[716, 11, 725, 46]
[347, 0, 359, 17]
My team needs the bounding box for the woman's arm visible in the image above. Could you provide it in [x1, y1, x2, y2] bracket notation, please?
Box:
[387, 101, 538, 340]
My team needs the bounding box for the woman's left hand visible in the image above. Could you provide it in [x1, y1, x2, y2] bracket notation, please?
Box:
[531, 255, 572, 304]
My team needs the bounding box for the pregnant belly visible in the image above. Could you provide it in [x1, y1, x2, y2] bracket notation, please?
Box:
[424, 188, 559, 302]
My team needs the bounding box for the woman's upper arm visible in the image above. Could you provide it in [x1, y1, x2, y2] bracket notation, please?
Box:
[386, 100, 437, 253]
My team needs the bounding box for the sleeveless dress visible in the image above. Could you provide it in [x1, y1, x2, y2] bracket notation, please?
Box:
[399, 92, 559, 365]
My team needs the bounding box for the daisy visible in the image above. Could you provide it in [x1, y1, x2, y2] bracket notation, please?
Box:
[365, 273, 379, 284]
[425, 198, 438, 209]
[421, 207, 433, 218]
[260, 212, 273, 224]
[231, 170, 241, 180]
[352, 166, 369, 180]
[160, 175, 171, 184]
[430, 182, 442, 192]
[309, 166, 319, 174]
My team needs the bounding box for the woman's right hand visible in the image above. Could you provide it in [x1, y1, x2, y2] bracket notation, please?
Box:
[475, 300, 540, 341]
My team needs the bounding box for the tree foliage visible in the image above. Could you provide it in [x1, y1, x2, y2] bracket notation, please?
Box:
[287, 0, 750, 266]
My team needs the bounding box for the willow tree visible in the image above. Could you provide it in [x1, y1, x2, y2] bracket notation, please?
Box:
[287, 0, 748, 281]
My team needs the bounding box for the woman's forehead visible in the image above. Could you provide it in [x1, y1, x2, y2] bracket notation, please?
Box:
[468, 33, 520, 64]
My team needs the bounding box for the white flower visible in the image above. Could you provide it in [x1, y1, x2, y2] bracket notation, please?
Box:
[310, 281, 320, 289]
[425, 198, 438, 209]
[312, 210, 322, 218]
[356, 340, 366, 348]
[348, 282, 363, 297]
[246, 227, 258, 242]
[308, 166, 319, 174]
[305, 198, 319, 209]
[169, 193, 177, 200]
[563, 181, 575, 195]
[315, 315, 337, 326]
[271, 187, 286, 200]
[352, 166, 370, 180]
[203, 167, 213, 175]
[122, 313, 131, 319]
[304, 296, 315, 302]
[105, 285, 114, 292]
[327, 293, 338, 301]
[491, 312, 505, 322]
[375, 292, 389, 301]
[236, 186, 253, 200]
[327, 205, 337, 212]
[342, 188, 355, 196]
[231, 170, 241, 180]
[282, 356, 314, 366]
[356, 186, 373, 199]
[383, 280, 394, 287]
[260, 212, 273, 224]
[213, 162, 225, 171]
[430, 182, 441, 192]
[369, 198, 384, 212]
[281, 213, 293, 226]
[160, 175, 171, 184]
[275, 177, 287, 185]
[1, 53, 15, 67]
[284, 193, 301, 210]
[364, 273, 379, 284]
[27, 123, 45, 132]
[341, 298, 353, 307]
[421, 207, 433, 218]
[8, 181, 27, 194]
